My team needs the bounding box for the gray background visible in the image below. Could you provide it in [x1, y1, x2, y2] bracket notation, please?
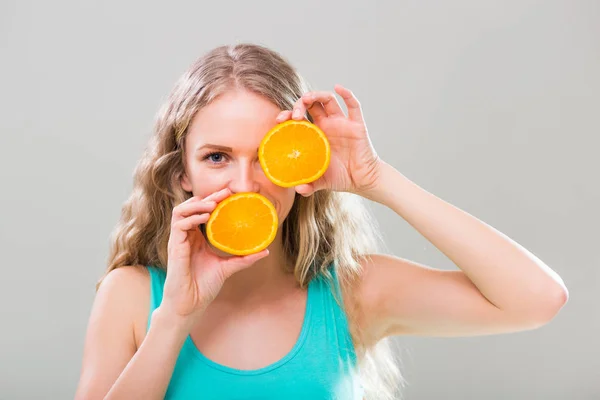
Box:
[0, 0, 598, 399]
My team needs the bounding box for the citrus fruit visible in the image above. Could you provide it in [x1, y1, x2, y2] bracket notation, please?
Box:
[206, 192, 278, 256]
[258, 120, 330, 188]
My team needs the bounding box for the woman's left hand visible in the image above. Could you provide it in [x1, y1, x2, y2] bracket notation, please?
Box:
[275, 84, 382, 197]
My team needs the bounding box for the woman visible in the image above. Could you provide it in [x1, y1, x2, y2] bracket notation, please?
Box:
[75, 43, 568, 400]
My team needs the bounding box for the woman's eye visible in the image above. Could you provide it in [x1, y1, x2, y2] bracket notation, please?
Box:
[204, 152, 227, 163]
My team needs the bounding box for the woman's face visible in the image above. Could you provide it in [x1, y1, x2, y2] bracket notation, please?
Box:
[181, 88, 297, 225]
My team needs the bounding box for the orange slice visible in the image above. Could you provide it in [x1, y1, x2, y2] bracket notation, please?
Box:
[259, 120, 330, 187]
[206, 193, 278, 256]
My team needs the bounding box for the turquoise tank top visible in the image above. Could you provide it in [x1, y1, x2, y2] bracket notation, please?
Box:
[146, 265, 364, 399]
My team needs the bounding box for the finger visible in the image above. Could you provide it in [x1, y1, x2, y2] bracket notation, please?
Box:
[204, 187, 232, 202]
[291, 98, 307, 121]
[176, 187, 230, 210]
[174, 200, 217, 220]
[170, 213, 210, 246]
[178, 213, 210, 231]
[304, 101, 327, 123]
[173, 188, 230, 222]
[275, 110, 293, 123]
[301, 91, 345, 118]
[334, 84, 364, 123]
[172, 187, 231, 237]
[221, 249, 270, 278]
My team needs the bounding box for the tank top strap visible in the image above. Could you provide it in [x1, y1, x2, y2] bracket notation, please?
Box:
[309, 262, 359, 367]
[146, 266, 167, 330]
[312, 261, 349, 316]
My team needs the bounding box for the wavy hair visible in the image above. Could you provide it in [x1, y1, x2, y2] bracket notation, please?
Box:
[100, 43, 403, 399]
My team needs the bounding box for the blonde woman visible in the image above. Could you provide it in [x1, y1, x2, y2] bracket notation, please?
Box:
[75, 43, 568, 400]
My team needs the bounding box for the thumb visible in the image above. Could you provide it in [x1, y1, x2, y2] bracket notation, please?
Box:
[221, 249, 270, 278]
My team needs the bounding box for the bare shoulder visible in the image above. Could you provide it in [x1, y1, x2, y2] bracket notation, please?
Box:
[336, 255, 391, 347]
[338, 253, 437, 346]
[75, 266, 151, 399]
[95, 265, 151, 347]
[99, 265, 150, 293]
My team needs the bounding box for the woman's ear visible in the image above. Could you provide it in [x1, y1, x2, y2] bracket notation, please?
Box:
[181, 172, 192, 192]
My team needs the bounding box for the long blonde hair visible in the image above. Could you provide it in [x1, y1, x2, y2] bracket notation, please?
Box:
[101, 43, 403, 399]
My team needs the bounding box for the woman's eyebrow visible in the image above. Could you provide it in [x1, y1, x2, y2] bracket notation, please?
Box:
[196, 144, 233, 152]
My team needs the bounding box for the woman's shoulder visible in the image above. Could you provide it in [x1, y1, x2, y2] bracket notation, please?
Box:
[334, 255, 389, 348]
[99, 265, 150, 294]
[96, 265, 152, 348]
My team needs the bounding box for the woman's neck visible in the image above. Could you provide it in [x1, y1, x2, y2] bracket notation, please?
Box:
[214, 234, 299, 305]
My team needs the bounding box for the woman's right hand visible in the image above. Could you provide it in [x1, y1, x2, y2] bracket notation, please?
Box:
[161, 188, 269, 325]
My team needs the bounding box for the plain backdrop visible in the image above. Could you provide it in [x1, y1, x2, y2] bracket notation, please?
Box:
[0, 0, 598, 399]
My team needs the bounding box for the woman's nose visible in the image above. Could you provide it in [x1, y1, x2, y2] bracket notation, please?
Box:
[229, 162, 260, 194]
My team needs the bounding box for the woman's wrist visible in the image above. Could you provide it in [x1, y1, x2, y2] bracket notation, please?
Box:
[150, 306, 198, 341]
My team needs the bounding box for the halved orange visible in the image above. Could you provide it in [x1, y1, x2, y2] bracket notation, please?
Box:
[259, 120, 330, 188]
[206, 193, 278, 256]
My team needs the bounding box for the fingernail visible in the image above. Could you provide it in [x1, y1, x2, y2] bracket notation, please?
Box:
[293, 109, 301, 119]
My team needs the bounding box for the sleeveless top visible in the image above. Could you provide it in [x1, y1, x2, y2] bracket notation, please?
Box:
[146, 265, 364, 400]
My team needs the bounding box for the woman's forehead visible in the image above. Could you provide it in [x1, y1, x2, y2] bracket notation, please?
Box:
[187, 90, 282, 145]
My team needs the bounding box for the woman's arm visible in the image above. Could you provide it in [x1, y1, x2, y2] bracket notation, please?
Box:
[75, 267, 192, 400]
[279, 85, 568, 339]
[357, 161, 568, 339]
